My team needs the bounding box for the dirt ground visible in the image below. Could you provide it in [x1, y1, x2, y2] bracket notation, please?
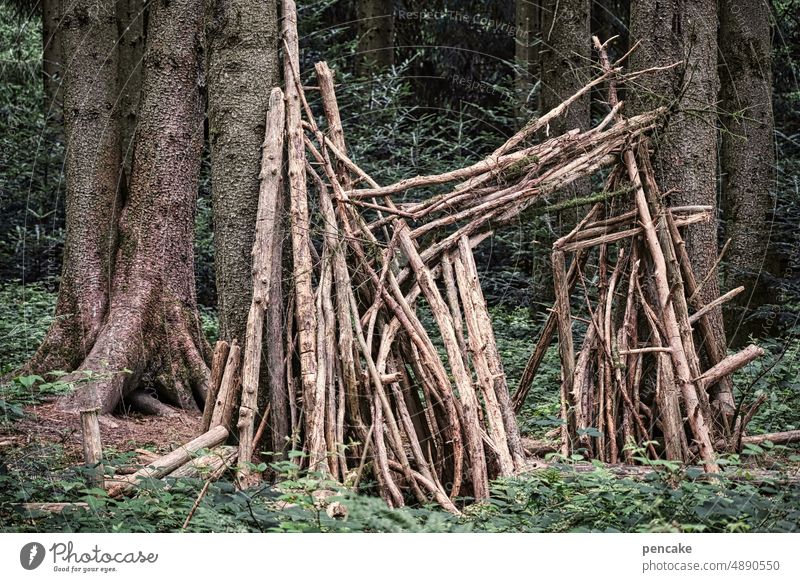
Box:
[0, 398, 201, 465]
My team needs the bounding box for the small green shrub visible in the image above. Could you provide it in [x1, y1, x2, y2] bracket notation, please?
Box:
[0, 281, 55, 373]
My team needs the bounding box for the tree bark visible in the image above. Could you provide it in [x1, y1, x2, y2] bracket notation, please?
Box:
[539, 0, 591, 140]
[537, 0, 591, 301]
[206, 0, 280, 346]
[54, 0, 210, 414]
[630, 0, 731, 413]
[356, 0, 394, 74]
[719, 0, 776, 342]
[116, 0, 146, 183]
[25, 0, 121, 376]
[42, 0, 63, 124]
[515, 0, 539, 116]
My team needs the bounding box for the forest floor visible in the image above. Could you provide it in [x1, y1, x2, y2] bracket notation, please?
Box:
[2, 285, 800, 533]
[0, 400, 199, 465]
[1, 393, 799, 534]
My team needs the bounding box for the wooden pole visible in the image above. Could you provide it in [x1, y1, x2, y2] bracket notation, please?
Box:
[553, 249, 575, 456]
[282, 0, 324, 471]
[237, 88, 286, 489]
[80, 408, 103, 488]
[210, 341, 242, 431]
[201, 340, 230, 433]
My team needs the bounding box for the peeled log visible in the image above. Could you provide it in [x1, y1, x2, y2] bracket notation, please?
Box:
[107, 426, 228, 497]
[742, 430, 800, 446]
[171, 445, 237, 479]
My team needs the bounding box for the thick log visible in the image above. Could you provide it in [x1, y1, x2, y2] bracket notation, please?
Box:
[742, 430, 800, 446]
[237, 87, 286, 489]
[80, 408, 103, 487]
[107, 426, 229, 497]
[171, 445, 237, 479]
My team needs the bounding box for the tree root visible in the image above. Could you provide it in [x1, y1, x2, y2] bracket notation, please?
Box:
[56, 301, 210, 415]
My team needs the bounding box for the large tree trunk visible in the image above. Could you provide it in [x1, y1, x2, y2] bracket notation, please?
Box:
[53, 0, 210, 414]
[116, 0, 146, 183]
[25, 0, 121, 376]
[719, 0, 776, 343]
[206, 0, 280, 346]
[205, 0, 283, 450]
[515, 0, 539, 117]
[630, 0, 734, 422]
[539, 0, 591, 140]
[42, 0, 63, 125]
[536, 0, 591, 301]
[356, 0, 394, 74]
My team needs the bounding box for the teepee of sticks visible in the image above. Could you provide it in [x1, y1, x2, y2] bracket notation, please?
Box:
[188, 5, 767, 513]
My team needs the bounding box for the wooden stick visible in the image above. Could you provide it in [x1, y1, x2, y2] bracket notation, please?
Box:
[734, 393, 768, 451]
[282, 0, 323, 471]
[237, 88, 286, 489]
[210, 340, 242, 431]
[441, 255, 468, 360]
[553, 249, 575, 456]
[688, 286, 744, 325]
[620, 347, 673, 354]
[513, 250, 584, 412]
[697, 344, 765, 390]
[201, 341, 230, 433]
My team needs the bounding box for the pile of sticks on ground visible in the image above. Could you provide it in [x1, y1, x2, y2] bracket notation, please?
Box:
[220, 2, 718, 512]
